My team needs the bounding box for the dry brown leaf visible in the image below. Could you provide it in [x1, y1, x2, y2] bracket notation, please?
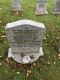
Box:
[27, 70, 32, 74]
[5, 58, 9, 63]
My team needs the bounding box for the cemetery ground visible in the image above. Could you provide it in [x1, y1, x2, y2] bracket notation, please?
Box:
[0, 0, 60, 80]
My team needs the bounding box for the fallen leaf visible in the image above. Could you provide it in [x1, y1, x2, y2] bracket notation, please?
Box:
[56, 37, 59, 40]
[0, 56, 2, 58]
[40, 69, 42, 71]
[0, 63, 2, 66]
[27, 73, 29, 77]
[43, 37, 46, 41]
[33, 63, 36, 66]
[47, 62, 50, 65]
[58, 54, 60, 57]
[16, 72, 20, 74]
[45, 43, 48, 46]
[54, 61, 56, 65]
[1, 35, 6, 38]
[27, 70, 32, 74]
[5, 58, 9, 63]
[15, 11, 20, 16]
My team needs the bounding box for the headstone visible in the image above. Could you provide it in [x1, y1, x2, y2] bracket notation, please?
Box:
[5, 20, 46, 64]
[11, 0, 22, 12]
[36, 0, 48, 15]
[53, 0, 60, 14]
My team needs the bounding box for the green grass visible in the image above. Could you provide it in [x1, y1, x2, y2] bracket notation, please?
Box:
[0, 0, 60, 80]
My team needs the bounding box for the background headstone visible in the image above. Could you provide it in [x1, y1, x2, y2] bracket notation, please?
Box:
[5, 20, 46, 64]
[36, 0, 48, 15]
[11, 0, 22, 12]
[53, 0, 60, 14]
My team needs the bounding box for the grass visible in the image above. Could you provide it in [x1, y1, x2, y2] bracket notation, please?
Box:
[0, 0, 60, 80]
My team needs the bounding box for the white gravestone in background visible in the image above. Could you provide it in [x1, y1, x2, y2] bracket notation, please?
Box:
[36, 0, 48, 15]
[11, 0, 22, 11]
[53, 0, 60, 14]
[5, 20, 46, 64]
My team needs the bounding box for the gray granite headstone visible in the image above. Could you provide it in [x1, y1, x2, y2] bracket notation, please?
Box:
[11, 0, 22, 11]
[5, 20, 46, 64]
[36, 0, 48, 15]
[53, 0, 60, 14]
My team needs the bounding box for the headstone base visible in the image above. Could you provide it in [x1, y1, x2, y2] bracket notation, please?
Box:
[12, 11, 22, 16]
[8, 47, 44, 64]
[35, 11, 48, 15]
[52, 11, 60, 15]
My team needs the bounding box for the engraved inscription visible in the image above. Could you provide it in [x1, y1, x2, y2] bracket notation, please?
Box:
[9, 29, 41, 47]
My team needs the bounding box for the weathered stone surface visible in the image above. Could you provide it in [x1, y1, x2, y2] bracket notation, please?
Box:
[53, 0, 60, 14]
[36, 0, 48, 15]
[5, 20, 46, 64]
[11, 0, 22, 11]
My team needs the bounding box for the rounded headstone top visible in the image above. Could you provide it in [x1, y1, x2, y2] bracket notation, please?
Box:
[6, 19, 45, 29]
